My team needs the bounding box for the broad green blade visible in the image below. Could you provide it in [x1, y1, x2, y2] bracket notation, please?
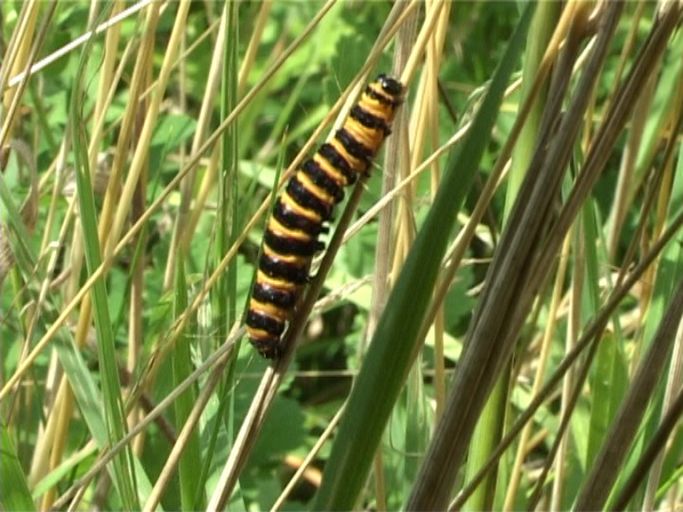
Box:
[313, 4, 535, 509]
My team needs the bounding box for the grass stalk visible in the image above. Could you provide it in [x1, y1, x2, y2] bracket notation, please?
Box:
[313, 5, 534, 509]
[409, 3, 618, 507]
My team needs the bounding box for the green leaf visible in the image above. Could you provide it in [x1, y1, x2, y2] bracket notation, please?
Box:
[70, 7, 139, 507]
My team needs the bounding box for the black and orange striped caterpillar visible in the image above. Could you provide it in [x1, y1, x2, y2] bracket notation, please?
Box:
[246, 74, 405, 359]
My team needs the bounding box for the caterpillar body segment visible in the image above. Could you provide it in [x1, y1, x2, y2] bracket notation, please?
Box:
[247, 74, 404, 359]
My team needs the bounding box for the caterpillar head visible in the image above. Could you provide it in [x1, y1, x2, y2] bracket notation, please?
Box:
[377, 74, 404, 99]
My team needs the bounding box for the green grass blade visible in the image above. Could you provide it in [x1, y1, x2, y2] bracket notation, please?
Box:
[70, 17, 138, 508]
[313, 5, 534, 509]
[467, 6, 559, 500]
[579, 190, 628, 472]
[0, 422, 35, 511]
[634, 31, 683, 181]
[49, 332, 153, 505]
[650, 142, 683, 501]
[605, 135, 683, 510]
[216, 0, 239, 347]
[200, 2, 241, 506]
[504, 1, 559, 217]
[0, 173, 36, 269]
[72, 123, 138, 511]
[173, 255, 204, 510]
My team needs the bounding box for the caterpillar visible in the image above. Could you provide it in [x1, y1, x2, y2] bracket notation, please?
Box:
[246, 74, 405, 359]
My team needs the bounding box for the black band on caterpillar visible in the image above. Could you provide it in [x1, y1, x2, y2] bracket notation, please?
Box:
[286, 176, 334, 220]
[252, 282, 299, 309]
[335, 127, 374, 162]
[259, 253, 309, 284]
[302, 160, 345, 203]
[263, 230, 324, 257]
[246, 310, 285, 337]
[318, 143, 356, 185]
[350, 104, 391, 134]
[273, 199, 325, 235]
